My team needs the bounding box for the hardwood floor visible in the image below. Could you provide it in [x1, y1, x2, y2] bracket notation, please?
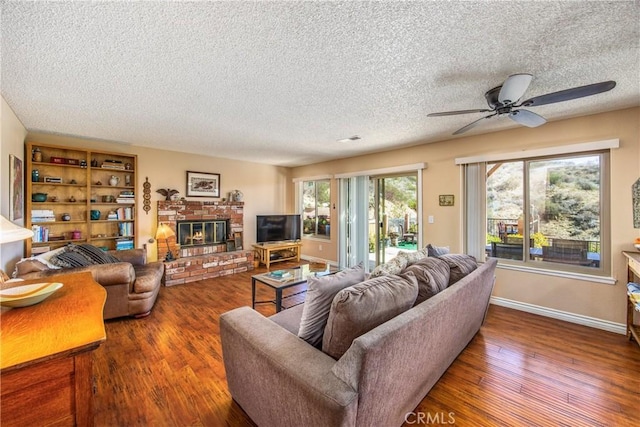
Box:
[93, 263, 640, 426]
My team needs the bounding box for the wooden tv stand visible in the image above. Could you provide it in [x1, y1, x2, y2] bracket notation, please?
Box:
[253, 241, 302, 268]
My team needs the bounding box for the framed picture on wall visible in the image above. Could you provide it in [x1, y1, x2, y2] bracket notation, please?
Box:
[9, 154, 24, 221]
[186, 171, 221, 197]
[438, 194, 454, 206]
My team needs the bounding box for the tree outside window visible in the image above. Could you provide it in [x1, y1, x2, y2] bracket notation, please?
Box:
[302, 180, 330, 238]
[486, 153, 603, 271]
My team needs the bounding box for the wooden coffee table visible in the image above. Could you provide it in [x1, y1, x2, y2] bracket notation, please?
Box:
[251, 265, 338, 312]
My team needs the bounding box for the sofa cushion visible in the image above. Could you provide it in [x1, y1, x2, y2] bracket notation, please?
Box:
[322, 272, 418, 359]
[426, 243, 450, 257]
[269, 303, 305, 335]
[297, 264, 366, 347]
[438, 253, 478, 286]
[402, 256, 451, 305]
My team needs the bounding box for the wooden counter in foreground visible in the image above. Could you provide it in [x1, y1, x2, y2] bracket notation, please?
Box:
[1, 271, 107, 426]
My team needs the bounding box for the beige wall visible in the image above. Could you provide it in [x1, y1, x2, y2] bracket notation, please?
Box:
[290, 107, 640, 325]
[4, 96, 639, 325]
[25, 132, 292, 262]
[1, 97, 29, 274]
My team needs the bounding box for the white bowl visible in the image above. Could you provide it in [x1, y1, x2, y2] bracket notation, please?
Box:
[0, 282, 63, 308]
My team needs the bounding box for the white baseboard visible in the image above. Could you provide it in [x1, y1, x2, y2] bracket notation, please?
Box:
[300, 255, 337, 267]
[490, 296, 627, 335]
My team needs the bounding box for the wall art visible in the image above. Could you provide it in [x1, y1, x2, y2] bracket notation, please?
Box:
[187, 171, 220, 197]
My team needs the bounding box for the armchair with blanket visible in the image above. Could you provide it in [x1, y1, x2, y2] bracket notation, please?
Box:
[14, 244, 164, 319]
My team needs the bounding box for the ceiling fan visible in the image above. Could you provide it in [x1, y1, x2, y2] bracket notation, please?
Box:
[428, 74, 616, 135]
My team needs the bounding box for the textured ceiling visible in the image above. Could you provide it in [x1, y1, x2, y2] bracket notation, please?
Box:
[1, 1, 639, 167]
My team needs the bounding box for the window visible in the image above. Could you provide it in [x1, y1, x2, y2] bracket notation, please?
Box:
[302, 179, 331, 239]
[484, 152, 608, 273]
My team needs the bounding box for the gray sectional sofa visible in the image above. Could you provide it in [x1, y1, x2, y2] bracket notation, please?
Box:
[220, 255, 497, 427]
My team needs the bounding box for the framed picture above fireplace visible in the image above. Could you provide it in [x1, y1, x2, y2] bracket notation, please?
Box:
[186, 171, 220, 197]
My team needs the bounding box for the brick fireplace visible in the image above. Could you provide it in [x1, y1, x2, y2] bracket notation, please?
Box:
[157, 201, 253, 286]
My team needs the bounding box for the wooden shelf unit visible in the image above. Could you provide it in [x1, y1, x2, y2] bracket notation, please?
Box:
[252, 241, 303, 269]
[25, 142, 137, 255]
[622, 251, 640, 347]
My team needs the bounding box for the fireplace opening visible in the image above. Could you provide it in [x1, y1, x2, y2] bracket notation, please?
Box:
[177, 219, 228, 247]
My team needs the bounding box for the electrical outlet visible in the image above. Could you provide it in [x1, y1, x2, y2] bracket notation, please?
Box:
[428, 215, 434, 224]
[318, 244, 323, 251]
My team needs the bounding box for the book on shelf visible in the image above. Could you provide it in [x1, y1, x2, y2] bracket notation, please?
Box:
[101, 164, 126, 170]
[31, 209, 55, 222]
[115, 206, 133, 220]
[31, 225, 50, 243]
[31, 246, 50, 255]
[116, 198, 135, 204]
[116, 239, 134, 250]
[31, 217, 56, 223]
[118, 222, 133, 237]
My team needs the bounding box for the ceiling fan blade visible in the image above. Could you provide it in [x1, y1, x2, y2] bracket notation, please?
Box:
[498, 73, 533, 105]
[427, 108, 492, 117]
[518, 80, 616, 107]
[452, 114, 496, 135]
[509, 109, 547, 127]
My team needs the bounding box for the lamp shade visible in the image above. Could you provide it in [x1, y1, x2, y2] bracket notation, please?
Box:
[155, 223, 175, 240]
[0, 215, 34, 244]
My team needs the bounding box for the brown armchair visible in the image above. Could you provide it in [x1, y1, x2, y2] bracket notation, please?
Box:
[15, 249, 164, 319]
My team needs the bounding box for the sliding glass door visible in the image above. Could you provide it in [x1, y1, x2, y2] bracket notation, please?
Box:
[370, 174, 418, 268]
[338, 165, 423, 272]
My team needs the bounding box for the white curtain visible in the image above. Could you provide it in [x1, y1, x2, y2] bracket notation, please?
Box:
[463, 162, 486, 260]
[338, 176, 369, 270]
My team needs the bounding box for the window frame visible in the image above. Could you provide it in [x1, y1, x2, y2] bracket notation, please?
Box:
[300, 178, 331, 240]
[485, 151, 610, 276]
[458, 139, 617, 282]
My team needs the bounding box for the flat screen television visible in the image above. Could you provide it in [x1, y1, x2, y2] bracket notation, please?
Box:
[256, 214, 301, 243]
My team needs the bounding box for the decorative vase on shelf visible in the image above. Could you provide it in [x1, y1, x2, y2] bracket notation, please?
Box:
[32, 147, 42, 162]
[109, 176, 120, 186]
[231, 190, 243, 202]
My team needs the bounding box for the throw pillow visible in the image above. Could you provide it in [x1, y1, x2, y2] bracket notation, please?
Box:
[34, 246, 66, 269]
[297, 264, 366, 347]
[398, 248, 429, 266]
[426, 243, 450, 257]
[402, 257, 451, 305]
[50, 250, 94, 268]
[69, 244, 121, 264]
[370, 254, 408, 277]
[322, 272, 419, 359]
[438, 253, 478, 286]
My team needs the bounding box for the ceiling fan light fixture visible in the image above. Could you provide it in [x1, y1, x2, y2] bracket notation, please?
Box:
[428, 74, 615, 135]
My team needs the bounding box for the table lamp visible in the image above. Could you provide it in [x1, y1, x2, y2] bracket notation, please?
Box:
[0, 215, 34, 284]
[155, 223, 175, 261]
